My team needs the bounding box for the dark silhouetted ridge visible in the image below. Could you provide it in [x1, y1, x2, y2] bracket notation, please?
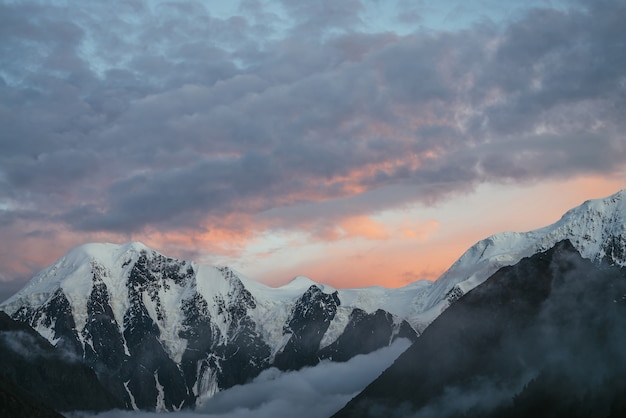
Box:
[335, 240, 626, 417]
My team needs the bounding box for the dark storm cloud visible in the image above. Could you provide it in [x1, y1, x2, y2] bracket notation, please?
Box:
[0, 0, 625, 272]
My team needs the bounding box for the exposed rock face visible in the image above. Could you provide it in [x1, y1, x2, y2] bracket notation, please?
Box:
[1, 243, 417, 411]
[319, 308, 414, 362]
[274, 285, 341, 370]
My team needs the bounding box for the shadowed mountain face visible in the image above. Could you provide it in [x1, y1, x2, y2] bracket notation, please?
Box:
[0, 311, 123, 415]
[0, 374, 63, 418]
[335, 240, 626, 418]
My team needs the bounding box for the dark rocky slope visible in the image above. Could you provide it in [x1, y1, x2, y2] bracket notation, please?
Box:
[335, 241, 626, 418]
[0, 311, 123, 414]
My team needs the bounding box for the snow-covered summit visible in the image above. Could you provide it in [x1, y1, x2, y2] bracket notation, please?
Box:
[279, 276, 337, 294]
[4, 190, 626, 335]
[420, 189, 626, 323]
[3, 242, 154, 302]
[0, 240, 421, 411]
[1, 190, 625, 411]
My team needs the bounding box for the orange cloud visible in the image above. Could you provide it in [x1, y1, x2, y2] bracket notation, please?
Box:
[267, 237, 459, 289]
[335, 215, 390, 240]
[138, 174, 625, 272]
[254, 175, 626, 289]
[0, 220, 134, 281]
[398, 219, 439, 240]
[4, 174, 623, 295]
[140, 213, 263, 261]
[343, 216, 388, 239]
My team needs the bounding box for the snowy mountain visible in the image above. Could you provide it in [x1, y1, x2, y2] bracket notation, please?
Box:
[1, 189, 625, 412]
[0, 242, 418, 411]
[334, 240, 626, 417]
[411, 188, 626, 330]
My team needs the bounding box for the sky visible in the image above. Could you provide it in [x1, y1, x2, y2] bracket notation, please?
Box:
[1, 0, 625, 300]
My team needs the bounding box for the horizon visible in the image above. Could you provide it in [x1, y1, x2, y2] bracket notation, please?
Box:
[1, 0, 625, 301]
[1, 185, 624, 304]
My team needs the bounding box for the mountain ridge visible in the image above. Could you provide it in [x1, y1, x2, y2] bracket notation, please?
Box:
[0, 242, 419, 410]
[1, 189, 625, 412]
[414, 188, 626, 329]
[333, 239, 626, 417]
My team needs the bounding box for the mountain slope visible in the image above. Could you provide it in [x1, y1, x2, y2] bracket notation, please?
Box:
[412, 188, 626, 330]
[334, 241, 626, 417]
[0, 374, 63, 418]
[1, 189, 625, 412]
[0, 242, 418, 411]
[0, 311, 122, 414]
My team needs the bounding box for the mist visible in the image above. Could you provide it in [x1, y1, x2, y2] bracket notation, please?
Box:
[69, 338, 411, 418]
[337, 241, 626, 417]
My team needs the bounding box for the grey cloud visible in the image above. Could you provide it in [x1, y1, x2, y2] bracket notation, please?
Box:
[1, 0, 625, 279]
[375, 34, 462, 103]
[4, 150, 100, 191]
[475, 133, 624, 180]
[280, 0, 365, 38]
[68, 152, 285, 231]
[405, 130, 625, 189]
[474, 3, 626, 136]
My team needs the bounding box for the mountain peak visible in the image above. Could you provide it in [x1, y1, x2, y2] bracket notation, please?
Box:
[65, 241, 158, 263]
[0, 241, 172, 312]
[421, 189, 626, 323]
[2, 190, 626, 412]
[0, 242, 418, 411]
[334, 239, 626, 418]
[280, 276, 336, 294]
[559, 188, 626, 222]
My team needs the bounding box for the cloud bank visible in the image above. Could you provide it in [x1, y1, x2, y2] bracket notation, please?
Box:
[1, 0, 625, 285]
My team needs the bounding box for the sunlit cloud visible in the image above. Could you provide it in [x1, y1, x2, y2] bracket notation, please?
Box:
[1, 0, 625, 295]
[398, 219, 439, 240]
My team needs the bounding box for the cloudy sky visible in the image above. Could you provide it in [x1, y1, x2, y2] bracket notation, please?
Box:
[1, 0, 625, 299]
